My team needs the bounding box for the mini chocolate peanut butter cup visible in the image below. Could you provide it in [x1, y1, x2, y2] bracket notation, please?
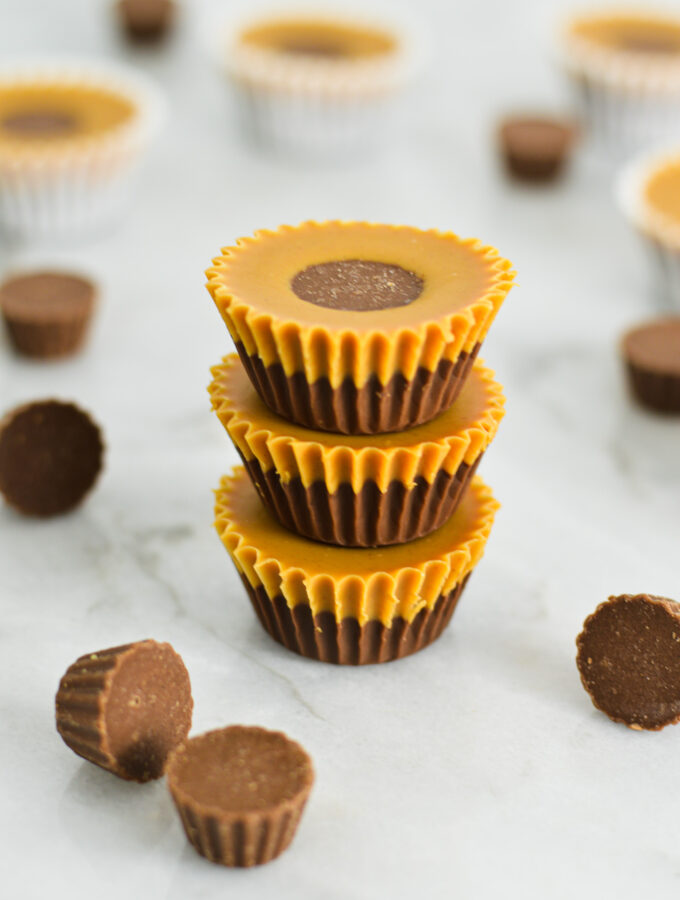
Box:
[206, 222, 514, 434]
[622, 317, 680, 413]
[576, 594, 680, 730]
[209, 354, 504, 547]
[0, 399, 103, 517]
[117, 0, 175, 43]
[166, 726, 314, 867]
[499, 116, 575, 183]
[0, 271, 96, 359]
[55, 640, 193, 781]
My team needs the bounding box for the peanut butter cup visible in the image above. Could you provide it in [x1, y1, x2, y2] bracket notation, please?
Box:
[215, 466, 498, 664]
[206, 222, 514, 434]
[577, 594, 680, 731]
[55, 640, 193, 781]
[0, 271, 96, 359]
[223, 13, 420, 157]
[117, 0, 175, 43]
[209, 354, 504, 547]
[166, 726, 313, 867]
[0, 63, 164, 239]
[560, 10, 680, 150]
[0, 399, 103, 517]
[622, 317, 680, 412]
[499, 116, 575, 183]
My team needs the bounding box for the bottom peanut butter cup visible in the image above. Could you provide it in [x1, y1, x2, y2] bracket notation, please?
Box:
[215, 466, 498, 665]
[166, 726, 314, 867]
[55, 640, 193, 781]
[576, 594, 680, 731]
[209, 354, 504, 547]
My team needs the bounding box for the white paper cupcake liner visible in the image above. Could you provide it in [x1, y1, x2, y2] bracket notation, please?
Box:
[559, 12, 680, 153]
[219, 7, 423, 158]
[616, 142, 680, 308]
[0, 59, 165, 241]
[570, 76, 680, 152]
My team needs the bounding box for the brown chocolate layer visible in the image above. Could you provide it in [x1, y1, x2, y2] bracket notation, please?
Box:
[173, 787, 309, 867]
[241, 574, 471, 665]
[235, 341, 480, 434]
[242, 454, 481, 547]
[2, 111, 77, 137]
[626, 365, 680, 412]
[167, 726, 313, 867]
[291, 260, 424, 311]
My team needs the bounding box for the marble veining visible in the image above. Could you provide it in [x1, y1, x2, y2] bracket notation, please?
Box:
[1, 1, 680, 898]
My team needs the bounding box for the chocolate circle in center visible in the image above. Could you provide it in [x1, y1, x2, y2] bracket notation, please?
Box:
[291, 259, 424, 311]
[279, 39, 347, 57]
[618, 34, 680, 54]
[2, 110, 78, 137]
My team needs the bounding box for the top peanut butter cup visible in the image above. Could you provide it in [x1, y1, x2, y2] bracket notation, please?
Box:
[206, 221, 514, 434]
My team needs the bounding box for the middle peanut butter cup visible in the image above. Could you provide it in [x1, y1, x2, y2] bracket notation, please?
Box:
[210, 354, 504, 546]
[206, 221, 514, 434]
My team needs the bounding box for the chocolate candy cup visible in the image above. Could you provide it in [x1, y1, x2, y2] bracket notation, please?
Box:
[577, 594, 680, 730]
[499, 116, 575, 183]
[166, 726, 313, 867]
[0, 271, 96, 359]
[622, 317, 680, 412]
[0, 399, 103, 517]
[215, 466, 498, 665]
[209, 354, 504, 547]
[55, 640, 193, 781]
[117, 0, 175, 43]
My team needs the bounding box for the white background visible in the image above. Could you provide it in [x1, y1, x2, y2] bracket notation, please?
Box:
[2, 1, 680, 898]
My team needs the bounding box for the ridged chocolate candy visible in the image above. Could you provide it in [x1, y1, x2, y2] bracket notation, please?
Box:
[55, 640, 193, 781]
[167, 726, 313, 867]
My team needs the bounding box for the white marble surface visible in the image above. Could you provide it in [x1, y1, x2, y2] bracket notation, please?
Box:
[2, 1, 680, 898]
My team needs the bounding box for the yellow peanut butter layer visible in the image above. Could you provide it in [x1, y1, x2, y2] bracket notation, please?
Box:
[240, 18, 396, 60]
[567, 12, 680, 56]
[209, 354, 505, 493]
[215, 466, 499, 626]
[642, 156, 680, 233]
[206, 222, 514, 389]
[0, 82, 135, 152]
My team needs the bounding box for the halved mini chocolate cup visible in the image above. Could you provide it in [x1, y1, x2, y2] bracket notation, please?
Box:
[209, 354, 504, 546]
[55, 640, 193, 781]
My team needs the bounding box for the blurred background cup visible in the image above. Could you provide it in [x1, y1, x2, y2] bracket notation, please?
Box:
[558, 7, 680, 156]
[0, 58, 166, 244]
[211, 1, 426, 161]
[616, 141, 680, 309]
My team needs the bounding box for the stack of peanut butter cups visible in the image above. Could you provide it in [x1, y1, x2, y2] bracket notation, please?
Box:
[206, 221, 514, 665]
